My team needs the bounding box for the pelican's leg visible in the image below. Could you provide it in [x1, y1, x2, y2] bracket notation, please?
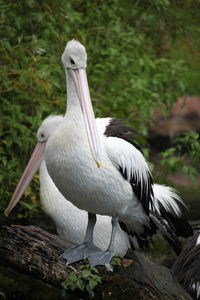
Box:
[60, 213, 102, 264]
[88, 214, 119, 267]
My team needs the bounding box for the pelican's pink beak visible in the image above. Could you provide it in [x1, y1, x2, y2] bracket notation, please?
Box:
[69, 68, 101, 168]
[4, 142, 46, 216]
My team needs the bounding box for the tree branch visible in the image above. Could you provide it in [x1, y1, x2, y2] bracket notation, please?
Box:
[0, 225, 192, 299]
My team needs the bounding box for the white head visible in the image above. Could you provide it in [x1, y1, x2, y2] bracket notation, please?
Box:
[5, 115, 64, 215]
[37, 115, 64, 143]
[61, 40, 87, 69]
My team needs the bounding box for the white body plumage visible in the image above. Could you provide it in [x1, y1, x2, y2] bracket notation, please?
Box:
[40, 159, 130, 255]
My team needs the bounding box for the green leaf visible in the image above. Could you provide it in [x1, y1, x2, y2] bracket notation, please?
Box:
[88, 279, 98, 290]
[81, 270, 92, 278]
[76, 278, 85, 291]
[67, 272, 78, 282]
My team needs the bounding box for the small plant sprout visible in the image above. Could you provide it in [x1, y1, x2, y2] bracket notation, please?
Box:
[111, 254, 122, 266]
[61, 264, 102, 297]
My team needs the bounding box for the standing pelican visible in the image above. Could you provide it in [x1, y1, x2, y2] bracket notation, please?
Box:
[44, 40, 192, 266]
[6, 40, 193, 267]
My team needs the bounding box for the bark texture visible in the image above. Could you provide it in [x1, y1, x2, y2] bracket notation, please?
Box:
[0, 225, 192, 299]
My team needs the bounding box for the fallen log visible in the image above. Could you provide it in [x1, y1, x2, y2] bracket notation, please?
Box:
[0, 225, 75, 286]
[0, 225, 192, 299]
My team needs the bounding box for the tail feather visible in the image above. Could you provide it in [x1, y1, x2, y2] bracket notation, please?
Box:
[152, 184, 193, 238]
[149, 210, 182, 255]
[119, 184, 193, 254]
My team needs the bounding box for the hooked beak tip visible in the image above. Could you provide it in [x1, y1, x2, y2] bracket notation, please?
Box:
[97, 161, 101, 168]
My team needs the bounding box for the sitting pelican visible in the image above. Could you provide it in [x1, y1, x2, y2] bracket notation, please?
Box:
[172, 230, 200, 300]
[6, 40, 193, 266]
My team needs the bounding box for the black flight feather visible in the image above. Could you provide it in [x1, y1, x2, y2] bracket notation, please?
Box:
[105, 118, 154, 215]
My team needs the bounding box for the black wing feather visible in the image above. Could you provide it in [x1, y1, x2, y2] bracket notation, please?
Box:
[105, 118, 154, 214]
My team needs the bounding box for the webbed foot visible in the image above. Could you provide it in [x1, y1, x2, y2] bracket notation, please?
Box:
[88, 249, 114, 267]
[60, 241, 102, 264]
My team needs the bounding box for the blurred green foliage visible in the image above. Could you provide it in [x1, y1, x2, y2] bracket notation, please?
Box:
[160, 132, 200, 184]
[0, 0, 200, 211]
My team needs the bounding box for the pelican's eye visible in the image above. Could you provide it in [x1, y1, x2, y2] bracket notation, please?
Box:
[70, 58, 75, 66]
[39, 132, 45, 140]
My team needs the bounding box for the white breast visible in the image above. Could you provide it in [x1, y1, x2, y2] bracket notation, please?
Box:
[39, 160, 130, 255]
